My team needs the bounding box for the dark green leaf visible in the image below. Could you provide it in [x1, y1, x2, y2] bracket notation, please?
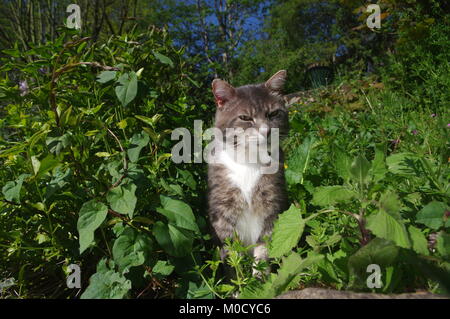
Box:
[80, 259, 131, 299]
[408, 225, 429, 256]
[97, 71, 117, 83]
[115, 72, 138, 106]
[153, 221, 193, 257]
[348, 238, 399, 286]
[107, 182, 137, 218]
[112, 226, 152, 272]
[127, 131, 150, 163]
[157, 195, 199, 232]
[436, 232, 450, 258]
[2, 173, 29, 203]
[152, 260, 175, 277]
[416, 201, 448, 230]
[366, 193, 410, 249]
[152, 51, 174, 67]
[77, 201, 108, 254]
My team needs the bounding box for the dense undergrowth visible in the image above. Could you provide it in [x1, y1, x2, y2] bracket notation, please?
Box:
[0, 20, 449, 298]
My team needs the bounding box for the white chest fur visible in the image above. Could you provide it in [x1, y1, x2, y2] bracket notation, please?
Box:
[217, 150, 264, 246]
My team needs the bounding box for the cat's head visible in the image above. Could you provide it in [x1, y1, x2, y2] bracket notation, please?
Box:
[211, 70, 289, 147]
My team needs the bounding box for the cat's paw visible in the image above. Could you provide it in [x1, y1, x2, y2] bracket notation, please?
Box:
[252, 266, 270, 280]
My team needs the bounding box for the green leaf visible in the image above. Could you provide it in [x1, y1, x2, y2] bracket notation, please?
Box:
[270, 253, 323, 297]
[311, 186, 358, 207]
[187, 281, 214, 299]
[77, 200, 108, 254]
[366, 193, 410, 249]
[386, 152, 419, 176]
[334, 147, 352, 183]
[2, 48, 20, 57]
[115, 72, 138, 107]
[416, 201, 448, 230]
[240, 253, 323, 298]
[0, 144, 27, 158]
[378, 191, 402, 215]
[77, 41, 87, 54]
[35, 232, 50, 244]
[157, 195, 199, 233]
[35, 154, 59, 179]
[408, 225, 429, 256]
[107, 182, 137, 218]
[45, 168, 71, 200]
[135, 114, 162, 127]
[112, 226, 152, 272]
[285, 136, 315, 185]
[31, 156, 40, 175]
[46, 133, 71, 156]
[95, 152, 112, 157]
[349, 154, 371, 185]
[152, 51, 174, 67]
[96, 71, 117, 83]
[177, 168, 197, 190]
[127, 131, 150, 163]
[371, 143, 387, 183]
[153, 221, 193, 257]
[2, 173, 29, 203]
[152, 260, 175, 277]
[436, 232, 450, 258]
[117, 119, 128, 130]
[80, 259, 131, 299]
[269, 205, 305, 258]
[28, 125, 51, 150]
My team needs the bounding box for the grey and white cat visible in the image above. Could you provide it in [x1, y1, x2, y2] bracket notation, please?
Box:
[207, 70, 289, 275]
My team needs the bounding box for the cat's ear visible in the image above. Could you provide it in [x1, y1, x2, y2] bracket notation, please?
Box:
[265, 70, 287, 94]
[212, 79, 236, 108]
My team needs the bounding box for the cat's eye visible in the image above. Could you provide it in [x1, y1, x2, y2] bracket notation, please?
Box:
[239, 115, 253, 121]
[268, 109, 281, 118]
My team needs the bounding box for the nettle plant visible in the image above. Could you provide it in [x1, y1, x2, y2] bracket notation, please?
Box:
[280, 105, 450, 293]
[313, 146, 449, 287]
[198, 141, 449, 298]
[0, 27, 212, 298]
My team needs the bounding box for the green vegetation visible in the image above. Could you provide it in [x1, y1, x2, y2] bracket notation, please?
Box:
[0, 0, 449, 298]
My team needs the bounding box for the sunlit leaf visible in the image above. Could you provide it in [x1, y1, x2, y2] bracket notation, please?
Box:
[269, 205, 305, 258]
[115, 72, 138, 106]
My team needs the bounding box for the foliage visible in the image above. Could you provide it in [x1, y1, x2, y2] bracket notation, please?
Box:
[0, 27, 211, 298]
[1, 0, 450, 300]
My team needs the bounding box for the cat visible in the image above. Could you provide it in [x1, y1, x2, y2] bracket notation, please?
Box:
[207, 70, 289, 276]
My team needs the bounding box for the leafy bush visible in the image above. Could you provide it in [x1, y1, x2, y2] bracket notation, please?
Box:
[383, 15, 450, 111]
[1, 22, 449, 299]
[0, 27, 212, 298]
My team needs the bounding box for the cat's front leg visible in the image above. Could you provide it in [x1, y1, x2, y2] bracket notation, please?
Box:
[209, 206, 241, 281]
[252, 243, 269, 278]
[251, 214, 277, 278]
